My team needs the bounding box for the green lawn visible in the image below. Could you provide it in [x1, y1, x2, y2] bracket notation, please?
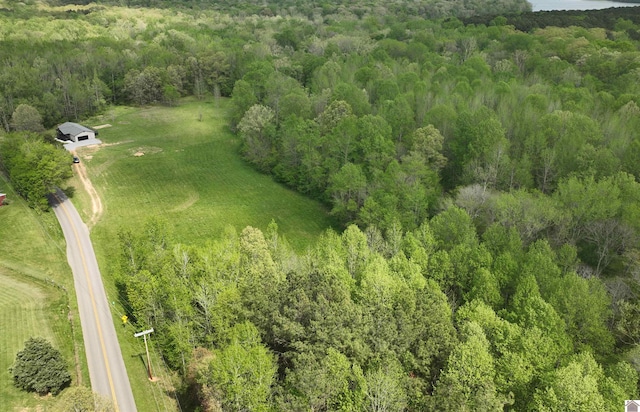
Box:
[0, 269, 74, 410]
[74, 98, 335, 411]
[0, 174, 84, 409]
[0, 175, 67, 274]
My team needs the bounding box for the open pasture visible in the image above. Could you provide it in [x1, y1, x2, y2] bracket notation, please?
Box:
[81, 99, 335, 250]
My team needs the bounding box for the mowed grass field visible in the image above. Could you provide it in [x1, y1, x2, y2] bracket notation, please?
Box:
[0, 269, 72, 409]
[72, 98, 336, 411]
[81, 98, 336, 250]
[0, 174, 84, 409]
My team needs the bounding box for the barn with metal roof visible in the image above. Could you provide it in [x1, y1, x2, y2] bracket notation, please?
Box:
[57, 122, 96, 142]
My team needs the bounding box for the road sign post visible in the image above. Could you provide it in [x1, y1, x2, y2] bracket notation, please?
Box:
[134, 328, 154, 380]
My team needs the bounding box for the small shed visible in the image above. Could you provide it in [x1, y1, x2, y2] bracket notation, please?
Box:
[0, 193, 5, 206]
[57, 122, 96, 142]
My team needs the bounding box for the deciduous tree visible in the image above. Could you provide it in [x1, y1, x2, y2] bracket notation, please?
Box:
[11, 103, 44, 132]
[531, 352, 606, 412]
[202, 322, 276, 412]
[432, 322, 505, 411]
[238, 104, 276, 171]
[123, 66, 165, 106]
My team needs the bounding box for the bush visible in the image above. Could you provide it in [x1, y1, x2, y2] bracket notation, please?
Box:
[10, 337, 71, 395]
[52, 386, 115, 412]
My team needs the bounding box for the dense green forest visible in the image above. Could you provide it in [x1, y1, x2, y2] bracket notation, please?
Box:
[2, 0, 640, 410]
[49, 0, 531, 19]
[463, 7, 640, 32]
[118, 217, 638, 410]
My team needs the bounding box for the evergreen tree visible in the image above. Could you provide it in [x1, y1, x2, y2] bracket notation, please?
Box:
[11, 337, 71, 396]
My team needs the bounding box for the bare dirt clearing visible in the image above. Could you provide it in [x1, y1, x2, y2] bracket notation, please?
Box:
[129, 146, 163, 157]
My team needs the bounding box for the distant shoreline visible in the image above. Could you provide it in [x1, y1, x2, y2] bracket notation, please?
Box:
[531, 0, 640, 11]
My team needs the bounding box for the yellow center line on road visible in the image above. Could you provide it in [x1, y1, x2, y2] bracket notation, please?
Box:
[54, 193, 120, 412]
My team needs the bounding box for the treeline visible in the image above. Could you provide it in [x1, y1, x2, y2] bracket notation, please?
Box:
[117, 218, 638, 410]
[217, 11, 640, 410]
[48, 0, 530, 19]
[462, 6, 640, 32]
[0, 4, 239, 130]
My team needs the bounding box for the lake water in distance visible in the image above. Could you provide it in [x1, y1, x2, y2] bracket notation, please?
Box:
[531, 0, 639, 11]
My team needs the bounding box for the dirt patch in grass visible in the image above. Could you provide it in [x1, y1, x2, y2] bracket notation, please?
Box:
[129, 146, 163, 157]
[80, 140, 132, 155]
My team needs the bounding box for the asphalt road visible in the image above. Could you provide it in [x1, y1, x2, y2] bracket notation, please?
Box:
[51, 189, 137, 412]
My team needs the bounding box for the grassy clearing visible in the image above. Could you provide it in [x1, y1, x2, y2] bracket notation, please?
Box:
[81, 98, 336, 249]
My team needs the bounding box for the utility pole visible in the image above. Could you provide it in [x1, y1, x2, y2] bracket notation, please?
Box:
[134, 328, 154, 380]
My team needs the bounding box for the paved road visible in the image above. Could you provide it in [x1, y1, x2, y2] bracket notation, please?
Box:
[51, 189, 137, 412]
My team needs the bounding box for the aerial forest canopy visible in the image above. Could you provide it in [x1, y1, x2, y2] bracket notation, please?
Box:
[47, 0, 531, 19]
[1, 0, 640, 410]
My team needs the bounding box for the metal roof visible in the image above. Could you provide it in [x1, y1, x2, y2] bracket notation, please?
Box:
[58, 122, 94, 136]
